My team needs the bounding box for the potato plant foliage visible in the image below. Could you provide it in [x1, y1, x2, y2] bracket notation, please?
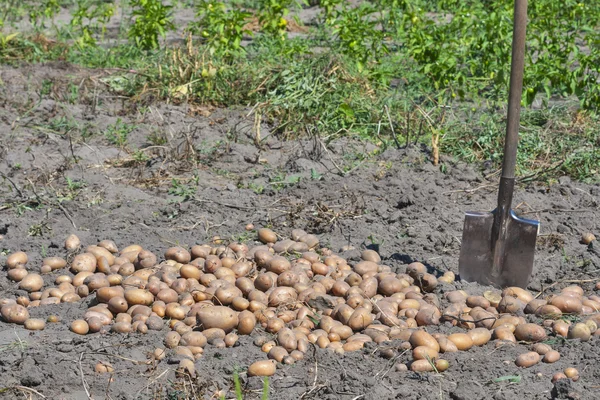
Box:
[0, 0, 599, 182]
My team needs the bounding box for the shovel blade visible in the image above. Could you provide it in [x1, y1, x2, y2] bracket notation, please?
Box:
[458, 209, 539, 289]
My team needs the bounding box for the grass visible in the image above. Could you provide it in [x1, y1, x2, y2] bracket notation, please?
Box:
[0, 0, 598, 187]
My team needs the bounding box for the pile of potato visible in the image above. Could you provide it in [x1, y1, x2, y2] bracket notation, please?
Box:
[1, 227, 597, 381]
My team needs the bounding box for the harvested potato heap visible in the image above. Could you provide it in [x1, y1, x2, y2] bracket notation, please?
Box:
[1, 228, 597, 380]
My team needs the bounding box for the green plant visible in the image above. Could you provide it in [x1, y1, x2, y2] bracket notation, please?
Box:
[105, 118, 135, 147]
[190, 0, 252, 58]
[70, 0, 115, 48]
[28, 0, 60, 32]
[168, 174, 199, 201]
[327, 0, 388, 71]
[128, 0, 175, 50]
[257, 0, 301, 39]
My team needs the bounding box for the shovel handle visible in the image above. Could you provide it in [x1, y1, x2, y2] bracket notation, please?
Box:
[501, 0, 528, 182]
[491, 0, 528, 279]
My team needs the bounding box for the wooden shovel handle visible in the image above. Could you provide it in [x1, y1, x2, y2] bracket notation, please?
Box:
[501, 0, 528, 182]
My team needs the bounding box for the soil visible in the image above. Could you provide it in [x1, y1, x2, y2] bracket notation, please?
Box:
[1, 7, 600, 400]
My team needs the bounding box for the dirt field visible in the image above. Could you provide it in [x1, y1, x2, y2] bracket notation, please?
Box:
[0, 59, 599, 400]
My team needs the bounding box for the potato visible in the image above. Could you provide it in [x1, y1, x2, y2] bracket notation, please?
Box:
[445, 290, 467, 304]
[564, 367, 579, 381]
[268, 346, 289, 362]
[268, 287, 298, 307]
[180, 332, 208, 347]
[550, 295, 583, 314]
[447, 333, 473, 351]
[165, 247, 191, 264]
[567, 323, 591, 341]
[248, 360, 277, 377]
[497, 296, 523, 313]
[24, 318, 45, 330]
[96, 286, 125, 303]
[412, 346, 438, 361]
[6, 251, 28, 268]
[267, 256, 291, 275]
[156, 288, 178, 304]
[409, 330, 440, 352]
[399, 299, 421, 311]
[258, 228, 277, 244]
[469, 327, 492, 346]
[44, 257, 67, 270]
[347, 307, 373, 331]
[581, 232, 596, 245]
[86, 245, 115, 266]
[552, 372, 568, 383]
[514, 323, 547, 342]
[111, 322, 133, 333]
[71, 320, 89, 335]
[534, 304, 562, 317]
[515, 351, 540, 368]
[543, 350, 560, 363]
[415, 306, 441, 326]
[71, 253, 97, 273]
[1, 304, 29, 324]
[530, 343, 552, 355]
[277, 328, 298, 352]
[105, 296, 127, 314]
[215, 286, 243, 306]
[410, 359, 434, 372]
[354, 261, 379, 276]
[466, 296, 490, 309]
[196, 306, 238, 333]
[502, 287, 534, 303]
[360, 249, 380, 263]
[87, 316, 103, 333]
[237, 310, 257, 335]
[435, 336, 458, 353]
[177, 359, 196, 377]
[164, 331, 181, 349]
[134, 250, 157, 269]
[65, 234, 81, 250]
[124, 289, 154, 306]
[61, 292, 81, 303]
[7, 268, 28, 282]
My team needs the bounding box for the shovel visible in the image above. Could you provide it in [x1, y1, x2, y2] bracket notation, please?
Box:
[457, 0, 540, 289]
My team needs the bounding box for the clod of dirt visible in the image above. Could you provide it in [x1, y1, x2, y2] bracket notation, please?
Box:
[450, 381, 487, 400]
[551, 378, 581, 400]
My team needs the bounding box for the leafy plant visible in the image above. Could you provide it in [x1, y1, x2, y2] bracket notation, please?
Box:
[70, 0, 115, 48]
[324, 0, 388, 71]
[105, 118, 135, 147]
[190, 0, 252, 58]
[128, 0, 175, 50]
[28, 0, 60, 32]
[257, 0, 302, 39]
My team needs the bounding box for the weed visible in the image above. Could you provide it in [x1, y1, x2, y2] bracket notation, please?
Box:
[257, 0, 302, 39]
[147, 131, 168, 146]
[310, 168, 322, 181]
[28, 221, 51, 237]
[168, 175, 199, 202]
[190, 0, 252, 58]
[129, 0, 175, 50]
[70, 0, 115, 48]
[105, 118, 135, 147]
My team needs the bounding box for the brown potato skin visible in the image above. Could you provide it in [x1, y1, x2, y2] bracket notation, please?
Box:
[248, 360, 277, 377]
[1, 304, 29, 324]
[515, 351, 541, 368]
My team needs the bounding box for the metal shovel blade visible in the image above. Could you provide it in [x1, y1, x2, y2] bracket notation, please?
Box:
[458, 209, 539, 288]
[459, 210, 540, 288]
